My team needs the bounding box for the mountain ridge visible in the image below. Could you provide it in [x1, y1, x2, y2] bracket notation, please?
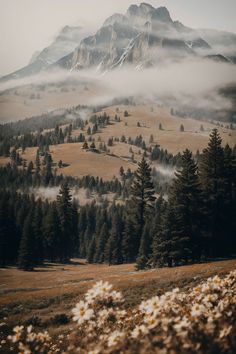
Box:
[1, 2, 236, 83]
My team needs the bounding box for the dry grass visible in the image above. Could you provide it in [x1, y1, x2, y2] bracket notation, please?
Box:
[1, 105, 235, 179]
[0, 81, 103, 123]
[97, 105, 236, 155]
[0, 259, 235, 328]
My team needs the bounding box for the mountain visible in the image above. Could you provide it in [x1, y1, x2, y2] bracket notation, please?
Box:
[1, 2, 236, 82]
[56, 3, 218, 73]
[0, 25, 85, 82]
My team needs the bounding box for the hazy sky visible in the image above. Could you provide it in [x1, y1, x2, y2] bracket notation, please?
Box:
[0, 0, 236, 76]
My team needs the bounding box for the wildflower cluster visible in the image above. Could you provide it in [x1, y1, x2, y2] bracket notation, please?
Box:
[1, 271, 236, 354]
[70, 272, 236, 353]
[5, 325, 57, 354]
[70, 281, 126, 352]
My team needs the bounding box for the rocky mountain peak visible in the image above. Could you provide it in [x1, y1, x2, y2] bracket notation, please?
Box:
[56, 25, 83, 42]
[152, 7, 172, 23]
[103, 13, 129, 27]
[139, 3, 155, 14]
[127, 3, 154, 19]
[2, 1, 235, 83]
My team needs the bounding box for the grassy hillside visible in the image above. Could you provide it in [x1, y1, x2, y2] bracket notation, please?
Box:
[1, 259, 235, 327]
[1, 105, 235, 180]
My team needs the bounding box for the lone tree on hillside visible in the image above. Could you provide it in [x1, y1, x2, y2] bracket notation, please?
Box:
[82, 141, 88, 150]
[90, 142, 96, 149]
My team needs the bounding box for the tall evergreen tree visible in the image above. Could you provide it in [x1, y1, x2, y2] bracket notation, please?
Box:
[43, 202, 60, 262]
[222, 144, 236, 253]
[87, 235, 96, 263]
[153, 150, 203, 267]
[32, 199, 44, 264]
[122, 215, 136, 263]
[136, 224, 152, 270]
[152, 203, 175, 267]
[129, 157, 155, 257]
[200, 129, 226, 256]
[104, 214, 123, 265]
[94, 223, 109, 263]
[17, 213, 35, 271]
[57, 183, 73, 263]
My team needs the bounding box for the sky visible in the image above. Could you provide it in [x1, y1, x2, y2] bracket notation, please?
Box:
[0, 0, 236, 76]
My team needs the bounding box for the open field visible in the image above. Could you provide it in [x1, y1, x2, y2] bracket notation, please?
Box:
[1, 105, 235, 180]
[0, 259, 235, 331]
[0, 80, 104, 123]
[96, 105, 236, 155]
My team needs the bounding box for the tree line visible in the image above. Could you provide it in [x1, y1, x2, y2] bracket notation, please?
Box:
[0, 129, 235, 270]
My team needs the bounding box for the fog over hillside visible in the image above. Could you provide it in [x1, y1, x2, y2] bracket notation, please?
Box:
[0, 2, 236, 124]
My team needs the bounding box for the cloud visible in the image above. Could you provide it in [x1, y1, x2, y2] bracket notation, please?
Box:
[94, 59, 236, 111]
[0, 58, 235, 120]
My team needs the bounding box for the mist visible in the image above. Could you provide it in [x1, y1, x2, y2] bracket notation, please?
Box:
[0, 57, 235, 123]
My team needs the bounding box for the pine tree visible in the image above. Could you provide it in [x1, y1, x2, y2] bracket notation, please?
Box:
[42, 153, 53, 186]
[153, 150, 203, 267]
[87, 235, 96, 263]
[171, 149, 203, 262]
[0, 197, 8, 267]
[122, 215, 136, 263]
[43, 202, 60, 262]
[138, 224, 152, 259]
[104, 214, 123, 265]
[57, 183, 73, 263]
[34, 150, 41, 186]
[222, 144, 236, 254]
[136, 224, 152, 270]
[94, 223, 109, 263]
[152, 203, 175, 267]
[90, 142, 96, 149]
[32, 199, 44, 264]
[200, 129, 225, 257]
[136, 255, 149, 270]
[149, 134, 154, 144]
[18, 214, 35, 271]
[71, 199, 79, 257]
[82, 141, 88, 150]
[129, 157, 156, 257]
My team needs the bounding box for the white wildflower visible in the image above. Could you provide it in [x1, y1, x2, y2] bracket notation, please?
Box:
[107, 331, 125, 347]
[18, 341, 31, 354]
[191, 303, 207, 317]
[72, 301, 94, 325]
[131, 325, 149, 338]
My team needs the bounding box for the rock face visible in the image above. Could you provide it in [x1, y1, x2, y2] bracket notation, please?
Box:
[1, 2, 236, 82]
[68, 3, 211, 72]
[33, 26, 84, 66]
[1, 25, 84, 81]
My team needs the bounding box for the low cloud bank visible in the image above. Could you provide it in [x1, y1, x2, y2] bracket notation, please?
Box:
[1, 58, 235, 116]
